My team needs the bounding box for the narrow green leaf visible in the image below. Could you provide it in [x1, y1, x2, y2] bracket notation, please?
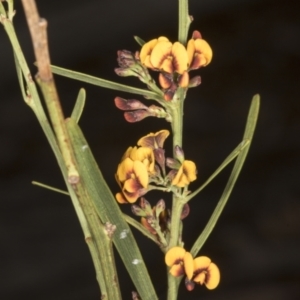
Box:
[13, 52, 27, 102]
[51, 65, 159, 99]
[134, 35, 145, 47]
[31, 181, 69, 196]
[190, 95, 260, 257]
[71, 88, 86, 123]
[186, 139, 250, 202]
[66, 118, 158, 300]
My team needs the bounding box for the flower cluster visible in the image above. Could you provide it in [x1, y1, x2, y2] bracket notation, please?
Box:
[165, 247, 220, 291]
[139, 31, 212, 75]
[114, 31, 212, 119]
[115, 130, 197, 204]
[139, 30, 212, 99]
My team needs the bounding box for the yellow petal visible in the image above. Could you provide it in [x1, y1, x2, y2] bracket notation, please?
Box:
[193, 271, 206, 284]
[171, 42, 188, 74]
[159, 73, 172, 89]
[143, 55, 154, 69]
[183, 252, 194, 280]
[121, 146, 133, 161]
[193, 256, 211, 271]
[150, 41, 172, 69]
[123, 178, 140, 193]
[160, 58, 174, 73]
[165, 246, 186, 266]
[123, 190, 140, 203]
[115, 192, 128, 204]
[157, 36, 169, 42]
[171, 166, 184, 187]
[178, 71, 189, 88]
[169, 264, 185, 277]
[171, 160, 197, 188]
[140, 39, 158, 63]
[194, 39, 213, 66]
[137, 130, 170, 149]
[187, 39, 196, 66]
[133, 160, 148, 188]
[155, 130, 170, 148]
[116, 157, 134, 183]
[182, 160, 197, 182]
[205, 262, 220, 290]
[131, 147, 155, 173]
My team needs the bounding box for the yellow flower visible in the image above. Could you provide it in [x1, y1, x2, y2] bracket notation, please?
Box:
[187, 36, 213, 70]
[193, 256, 220, 290]
[137, 130, 170, 149]
[140, 37, 188, 74]
[140, 36, 169, 68]
[115, 157, 149, 203]
[123, 146, 155, 173]
[115, 145, 155, 203]
[171, 160, 197, 187]
[165, 247, 194, 280]
[165, 247, 220, 291]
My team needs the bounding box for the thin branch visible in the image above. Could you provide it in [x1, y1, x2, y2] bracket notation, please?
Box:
[21, 0, 51, 80]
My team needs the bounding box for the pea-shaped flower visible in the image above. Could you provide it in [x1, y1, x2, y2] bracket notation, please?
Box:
[115, 146, 155, 203]
[140, 37, 189, 74]
[193, 256, 220, 290]
[171, 160, 197, 187]
[115, 157, 149, 204]
[165, 247, 194, 280]
[187, 30, 213, 70]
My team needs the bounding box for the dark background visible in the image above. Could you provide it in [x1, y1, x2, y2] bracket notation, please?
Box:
[1, 0, 299, 299]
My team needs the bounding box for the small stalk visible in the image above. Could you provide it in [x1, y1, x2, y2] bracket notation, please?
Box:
[178, 0, 192, 45]
[21, 0, 79, 184]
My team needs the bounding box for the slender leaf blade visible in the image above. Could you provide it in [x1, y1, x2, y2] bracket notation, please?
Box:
[66, 118, 158, 300]
[51, 65, 159, 99]
[71, 88, 86, 123]
[190, 95, 260, 257]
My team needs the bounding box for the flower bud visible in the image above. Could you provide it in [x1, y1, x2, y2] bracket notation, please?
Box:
[158, 72, 173, 89]
[114, 97, 148, 111]
[164, 90, 174, 101]
[185, 278, 195, 291]
[188, 75, 201, 88]
[155, 199, 166, 218]
[154, 148, 166, 170]
[117, 50, 136, 68]
[166, 169, 178, 182]
[192, 30, 202, 40]
[174, 145, 185, 162]
[124, 110, 151, 122]
[140, 197, 152, 216]
[115, 67, 137, 77]
[180, 203, 190, 220]
[178, 71, 189, 88]
[166, 158, 181, 170]
[131, 204, 147, 217]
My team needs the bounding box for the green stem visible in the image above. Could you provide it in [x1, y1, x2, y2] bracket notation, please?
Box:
[167, 273, 181, 300]
[165, 85, 186, 300]
[178, 0, 192, 45]
[167, 88, 185, 153]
